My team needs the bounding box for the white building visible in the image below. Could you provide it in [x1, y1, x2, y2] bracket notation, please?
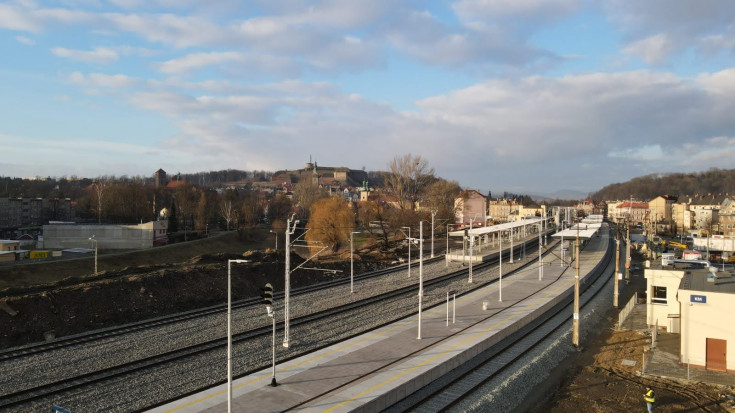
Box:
[42, 221, 168, 250]
[678, 271, 735, 372]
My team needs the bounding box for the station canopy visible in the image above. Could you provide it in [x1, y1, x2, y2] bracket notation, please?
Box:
[449, 217, 547, 237]
[551, 223, 602, 239]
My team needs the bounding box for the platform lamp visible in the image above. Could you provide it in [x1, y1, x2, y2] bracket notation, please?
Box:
[227, 258, 252, 413]
[89, 235, 98, 275]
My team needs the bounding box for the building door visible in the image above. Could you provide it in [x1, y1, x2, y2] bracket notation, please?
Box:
[706, 338, 727, 372]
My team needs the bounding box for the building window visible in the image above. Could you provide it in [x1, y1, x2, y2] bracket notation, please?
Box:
[652, 286, 667, 304]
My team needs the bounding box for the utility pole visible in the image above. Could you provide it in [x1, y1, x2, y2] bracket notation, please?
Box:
[614, 229, 620, 307]
[417, 221, 423, 339]
[625, 225, 631, 285]
[430, 209, 437, 258]
[538, 221, 543, 280]
[283, 215, 297, 348]
[499, 229, 503, 302]
[573, 237, 580, 347]
[509, 226, 514, 263]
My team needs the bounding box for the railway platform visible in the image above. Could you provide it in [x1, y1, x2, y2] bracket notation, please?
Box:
[150, 226, 610, 413]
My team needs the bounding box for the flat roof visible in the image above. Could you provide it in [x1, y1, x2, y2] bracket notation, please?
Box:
[551, 223, 602, 240]
[679, 271, 735, 294]
[449, 218, 546, 237]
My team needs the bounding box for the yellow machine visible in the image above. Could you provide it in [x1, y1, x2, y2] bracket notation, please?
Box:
[661, 240, 688, 249]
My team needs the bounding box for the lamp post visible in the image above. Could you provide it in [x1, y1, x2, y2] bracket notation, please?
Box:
[499, 229, 503, 302]
[227, 258, 252, 413]
[417, 221, 423, 339]
[430, 209, 437, 258]
[269, 230, 278, 251]
[446, 224, 451, 268]
[468, 213, 481, 283]
[402, 226, 411, 278]
[350, 231, 360, 294]
[283, 215, 298, 348]
[538, 221, 543, 281]
[89, 235, 97, 275]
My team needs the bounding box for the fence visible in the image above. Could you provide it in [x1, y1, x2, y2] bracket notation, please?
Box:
[617, 292, 638, 330]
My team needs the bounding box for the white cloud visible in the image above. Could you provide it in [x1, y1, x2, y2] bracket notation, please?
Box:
[68, 71, 139, 88]
[15, 35, 36, 45]
[605, 0, 735, 62]
[453, 0, 580, 22]
[622, 34, 676, 65]
[52, 46, 119, 63]
[155, 51, 242, 74]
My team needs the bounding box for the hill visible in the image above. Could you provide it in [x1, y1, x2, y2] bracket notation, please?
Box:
[591, 168, 735, 201]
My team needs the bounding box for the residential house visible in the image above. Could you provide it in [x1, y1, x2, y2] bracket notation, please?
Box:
[455, 190, 487, 225]
[614, 201, 649, 225]
[488, 198, 519, 223]
[720, 197, 735, 237]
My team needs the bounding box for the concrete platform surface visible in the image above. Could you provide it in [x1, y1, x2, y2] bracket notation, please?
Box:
[150, 229, 609, 413]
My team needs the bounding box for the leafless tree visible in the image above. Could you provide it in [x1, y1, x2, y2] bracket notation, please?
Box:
[385, 154, 435, 211]
[220, 199, 236, 231]
[93, 178, 108, 224]
[292, 179, 328, 218]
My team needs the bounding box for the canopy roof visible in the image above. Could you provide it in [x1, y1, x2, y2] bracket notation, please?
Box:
[552, 223, 602, 239]
[449, 217, 547, 237]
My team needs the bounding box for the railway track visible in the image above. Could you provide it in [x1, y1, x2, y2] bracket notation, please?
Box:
[386, 230, 614, 411]
[0, 237, 552, 411]
[0, 256, 445, 362]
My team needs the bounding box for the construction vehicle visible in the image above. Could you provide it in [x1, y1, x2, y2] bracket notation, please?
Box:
[661, 240, 688, 249]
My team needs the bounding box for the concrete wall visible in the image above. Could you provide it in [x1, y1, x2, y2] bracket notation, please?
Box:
[42, 223, 161, 250]
[679, 290, 735, 372]
[645, 268, 685, 331]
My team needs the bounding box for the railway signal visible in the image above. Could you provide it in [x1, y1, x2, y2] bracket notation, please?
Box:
[261, 283, 274, 314]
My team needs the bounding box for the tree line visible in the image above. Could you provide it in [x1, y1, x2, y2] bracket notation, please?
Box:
[591, 168, 735, 201]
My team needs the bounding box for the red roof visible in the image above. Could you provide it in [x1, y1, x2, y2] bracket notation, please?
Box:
[617, 202, 648, 209]
[166, 180, 188, 189]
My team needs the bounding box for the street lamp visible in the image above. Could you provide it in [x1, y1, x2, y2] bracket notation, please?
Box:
[350, 231, 361, 294]
[269, 230, 278, 251]
[446, 223, 453, 268]
[227, 258, 252, 413]
[468, 213, 481, 283]
[89, 235, 97, 275]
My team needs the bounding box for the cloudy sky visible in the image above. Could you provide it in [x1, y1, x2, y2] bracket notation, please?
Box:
[1, 0, 734, 194]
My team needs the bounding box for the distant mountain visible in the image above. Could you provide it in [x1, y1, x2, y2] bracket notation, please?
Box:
[530, 189, 590, 201]
[591, 168, 735, 201]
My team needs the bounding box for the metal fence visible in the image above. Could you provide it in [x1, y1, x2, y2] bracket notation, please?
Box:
[617, 291, 638, 330]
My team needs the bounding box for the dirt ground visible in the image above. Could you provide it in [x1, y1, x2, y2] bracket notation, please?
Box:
[0, 229, 400, 349]
[538, 249, 735, 413]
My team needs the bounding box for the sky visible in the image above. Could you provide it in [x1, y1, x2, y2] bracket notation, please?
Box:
[1, 0, 735, 195]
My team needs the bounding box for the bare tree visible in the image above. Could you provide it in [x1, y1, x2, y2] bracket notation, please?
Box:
[292, 179, 328, 218]
[220, 199, 235, 231]
[386, 154, 435, 210]
[93, 178, 108, 224]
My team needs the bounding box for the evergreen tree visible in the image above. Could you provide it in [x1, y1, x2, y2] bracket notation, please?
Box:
[169, 202, 178, 233]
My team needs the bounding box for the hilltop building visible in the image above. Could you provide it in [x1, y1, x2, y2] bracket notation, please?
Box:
[270, 159, 368, 188]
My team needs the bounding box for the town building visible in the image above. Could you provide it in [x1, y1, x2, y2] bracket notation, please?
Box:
[0, 240, 21, 262]
[678, 271, 735, 372]
[0, 197, 75, 238]
[42, 221, 168, 250]
[270, 160, 368, 188]
[488, 198, 519, 223]
[718, 197, 735, 237]
[454, 190, 487, 225]
[612, 201, 648, 224]
[645, 259, 735, 372]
